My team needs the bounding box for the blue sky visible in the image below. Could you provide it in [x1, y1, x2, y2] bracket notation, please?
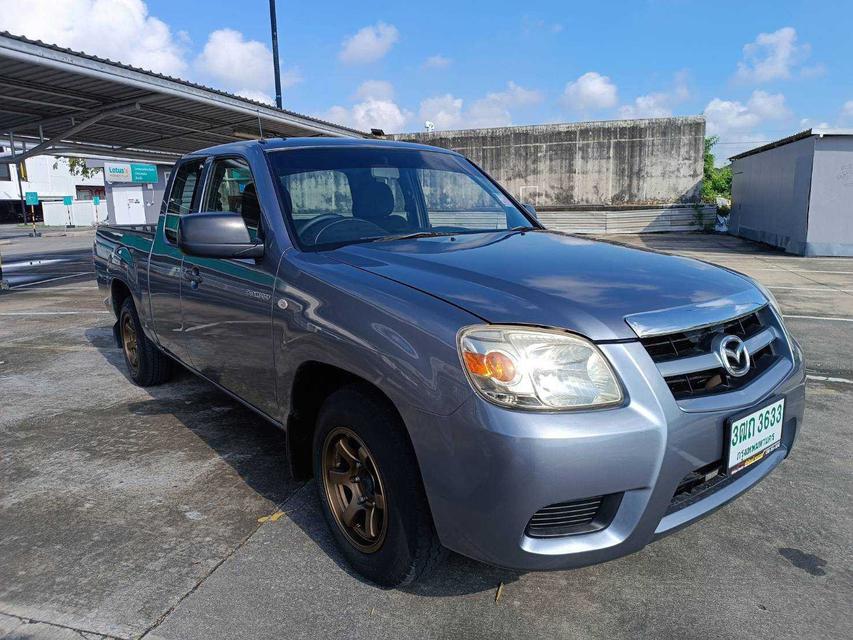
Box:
[3, 0, 853, 160]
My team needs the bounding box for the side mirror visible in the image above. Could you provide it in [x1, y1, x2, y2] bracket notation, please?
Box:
[523, 203, 538, 220]
[178, 212, 263, 259]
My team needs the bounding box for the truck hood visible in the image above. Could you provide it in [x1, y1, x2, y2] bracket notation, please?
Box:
[332, 230, 757, 340]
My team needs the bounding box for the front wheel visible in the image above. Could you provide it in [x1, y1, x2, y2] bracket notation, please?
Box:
[313, 385, 443, 587]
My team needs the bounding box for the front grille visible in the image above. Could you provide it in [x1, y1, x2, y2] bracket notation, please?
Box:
[666, 458, 764, 516]
[664, 344, 776, 399]
[526, 493, 622, 538]
[641, 312, 762, 361]
[640, 309, 782, 400]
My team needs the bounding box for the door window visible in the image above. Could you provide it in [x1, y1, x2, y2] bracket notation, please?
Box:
[166, 159, 204, 214]
[203, 157, 262, 235]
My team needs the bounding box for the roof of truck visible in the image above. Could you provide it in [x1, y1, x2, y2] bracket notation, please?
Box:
[187, 137, 462, 157]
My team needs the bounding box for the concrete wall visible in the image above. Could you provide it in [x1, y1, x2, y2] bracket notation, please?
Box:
[392, 116, 705, 208]
[807, 136, 853, 256]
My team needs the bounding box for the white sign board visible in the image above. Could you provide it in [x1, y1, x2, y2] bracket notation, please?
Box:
[104, 162, 132, 183]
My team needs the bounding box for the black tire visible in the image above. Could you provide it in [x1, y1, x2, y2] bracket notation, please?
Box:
[118, 297, 172, 386]
[313, 385, 444, 587]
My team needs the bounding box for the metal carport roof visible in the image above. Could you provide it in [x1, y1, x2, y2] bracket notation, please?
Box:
[0, 31, 365, 164]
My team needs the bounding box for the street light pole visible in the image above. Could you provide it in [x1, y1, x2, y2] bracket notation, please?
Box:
[269, 0, 283, 109]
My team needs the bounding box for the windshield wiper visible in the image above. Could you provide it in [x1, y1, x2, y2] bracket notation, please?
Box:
[373, 230, 455, 242]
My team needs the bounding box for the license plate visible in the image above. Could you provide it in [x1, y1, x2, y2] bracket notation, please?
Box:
[726, 398, 785, 475]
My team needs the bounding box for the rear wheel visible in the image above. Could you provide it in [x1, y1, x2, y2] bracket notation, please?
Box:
[313, 385, 443, 587]
[119, 298, 172, 386]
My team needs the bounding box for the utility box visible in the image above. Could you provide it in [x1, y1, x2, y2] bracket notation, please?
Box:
[729, 129, 853, 256]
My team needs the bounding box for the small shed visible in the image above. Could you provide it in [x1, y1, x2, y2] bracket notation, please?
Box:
[729, 129, 853, 256]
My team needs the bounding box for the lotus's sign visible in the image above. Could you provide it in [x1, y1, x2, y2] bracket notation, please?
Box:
[104, 162, 158, 184]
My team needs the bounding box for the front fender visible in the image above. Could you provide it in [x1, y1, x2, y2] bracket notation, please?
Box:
[274, 251, 478, 420]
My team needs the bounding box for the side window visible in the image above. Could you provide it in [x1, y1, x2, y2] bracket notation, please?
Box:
[203, 157, 261, 233]
[166, 159, 204, 214]
[417, 168, 506, 229]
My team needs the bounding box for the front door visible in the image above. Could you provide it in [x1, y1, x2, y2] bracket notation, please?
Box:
[113, 185, 146, 224]
[148, 157, 205, 364]
[180, 156, 278, 417]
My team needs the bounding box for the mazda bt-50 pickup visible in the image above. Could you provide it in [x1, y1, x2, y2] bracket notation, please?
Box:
[94, 138, 805, 587]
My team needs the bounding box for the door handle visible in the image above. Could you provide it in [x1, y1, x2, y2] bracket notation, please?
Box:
[184, 266, 202, 288]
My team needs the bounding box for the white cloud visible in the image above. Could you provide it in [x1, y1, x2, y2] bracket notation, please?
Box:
[704, 90, 790, 137]
[418, 82, 543, 130]
[735, 27, 813, 83]
[236, 89, 275, 106]
[323, 81, 411, 132]
[561, 72, 618, 112]
[799, 117, 831, 130]
[522, 17, 564, 35]
[704, 90, 792, 160]
[619, 71, 690, 119]
[842, 100, 853, 121]
[745, 90, 790, 121]
[467, 82, 544, 128]
[422, 55, 452, 70]
[195, 28, 300, 95]
[355, 80, 395, 101]
[339, 22, 399, 65]
[0, 0, 188, 76]
[419, 94, 464, 130]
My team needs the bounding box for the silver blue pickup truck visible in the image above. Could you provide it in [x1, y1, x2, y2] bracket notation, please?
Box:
[94, 137, 805, 587]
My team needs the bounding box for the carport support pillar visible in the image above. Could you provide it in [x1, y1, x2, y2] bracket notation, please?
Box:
[8, 132, 28, 229]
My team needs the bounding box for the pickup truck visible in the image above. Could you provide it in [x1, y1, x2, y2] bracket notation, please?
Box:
[94, 137, 805, 587]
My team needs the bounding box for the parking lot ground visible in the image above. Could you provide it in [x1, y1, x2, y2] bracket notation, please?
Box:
[1, 232, 851, 639]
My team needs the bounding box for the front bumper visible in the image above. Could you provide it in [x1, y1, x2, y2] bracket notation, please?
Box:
[405, 339, 806, 571]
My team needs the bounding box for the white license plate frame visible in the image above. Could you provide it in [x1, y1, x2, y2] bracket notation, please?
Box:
[725, 398, 785, 475]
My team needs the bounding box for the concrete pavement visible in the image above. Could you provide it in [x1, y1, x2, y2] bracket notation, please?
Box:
[1, 232, 851, 639]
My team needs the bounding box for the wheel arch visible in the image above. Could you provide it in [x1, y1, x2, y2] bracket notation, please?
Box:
[285, 361, 417, 481]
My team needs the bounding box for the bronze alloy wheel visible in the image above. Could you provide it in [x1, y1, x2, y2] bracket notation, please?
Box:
[122, 314, 140, 376]
[321, 426, 388, 553]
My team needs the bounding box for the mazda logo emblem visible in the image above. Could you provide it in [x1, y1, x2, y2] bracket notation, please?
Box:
[715, 334, 751, 377]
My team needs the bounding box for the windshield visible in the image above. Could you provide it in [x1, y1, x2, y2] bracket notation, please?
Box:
[266, 146, 535, 249]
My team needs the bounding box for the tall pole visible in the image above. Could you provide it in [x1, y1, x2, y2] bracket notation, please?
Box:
[269, 0, 283, 109]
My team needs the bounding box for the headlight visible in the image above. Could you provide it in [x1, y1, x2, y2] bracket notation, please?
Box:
[457, 325, 623, 410]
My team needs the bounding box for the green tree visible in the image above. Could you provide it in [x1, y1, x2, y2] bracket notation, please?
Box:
[701, 136, 732, 203]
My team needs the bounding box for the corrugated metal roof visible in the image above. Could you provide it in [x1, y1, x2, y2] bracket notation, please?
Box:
[730, 128, 853, 160]
[0, 31, 365, 162]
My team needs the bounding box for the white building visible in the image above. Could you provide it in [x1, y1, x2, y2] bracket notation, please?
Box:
[0, 148, 106, 224]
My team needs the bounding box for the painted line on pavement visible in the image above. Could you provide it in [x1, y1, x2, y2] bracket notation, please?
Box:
[783, 314, 853, 322]
[0, 310, 110, 316]
[807, 374, 853, 385]
[752, 268, 853, 274]
[769, 286, 853, 293]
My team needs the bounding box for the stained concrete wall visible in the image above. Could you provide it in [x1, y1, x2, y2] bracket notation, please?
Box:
[391, 116, 705, 208]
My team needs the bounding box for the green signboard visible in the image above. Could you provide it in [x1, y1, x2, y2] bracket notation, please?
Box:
[130, 163, 158, 183]
[63, 196, 73, 206]
[93, 196, 101, 205]
[25, 191, 39, 205]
